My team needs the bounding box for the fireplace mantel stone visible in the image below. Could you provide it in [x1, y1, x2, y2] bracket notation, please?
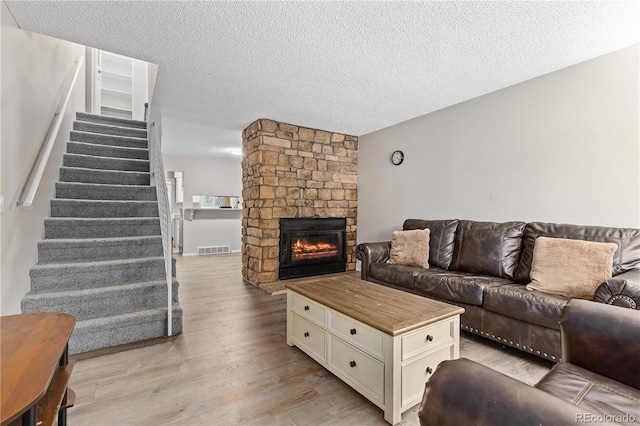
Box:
[241, 119, 358, 284]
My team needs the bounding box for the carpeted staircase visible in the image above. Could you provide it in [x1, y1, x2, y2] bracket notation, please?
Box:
[21, 112, 182, 354]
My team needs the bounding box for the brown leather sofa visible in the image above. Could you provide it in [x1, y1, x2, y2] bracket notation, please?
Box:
[418, 300, 640, 426]
[356, 219, 640, 361]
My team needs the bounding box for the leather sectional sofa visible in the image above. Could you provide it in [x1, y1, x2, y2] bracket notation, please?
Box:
[356, 219, 640, 361]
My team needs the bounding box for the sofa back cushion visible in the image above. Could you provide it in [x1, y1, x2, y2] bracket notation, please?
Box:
[450, 220, 526, 280]
[514, 222, 640, 283]
[403, 219, 459, 269]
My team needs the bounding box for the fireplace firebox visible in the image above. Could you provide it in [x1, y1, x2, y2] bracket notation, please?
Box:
[279, 218, 346, 280]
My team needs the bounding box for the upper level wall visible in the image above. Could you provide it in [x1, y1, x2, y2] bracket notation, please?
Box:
[358, 45, 640, 245]
[1, 2, 86, 314]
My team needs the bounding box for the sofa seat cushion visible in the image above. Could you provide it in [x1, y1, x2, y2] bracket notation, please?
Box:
[483, 284, 569, 330]
[369, 263, 420, 289]
[535, 363, 640, 421]
[414, 268, 511, 306]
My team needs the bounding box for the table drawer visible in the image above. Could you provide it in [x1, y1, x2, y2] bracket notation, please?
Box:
[291, 292, 327, 326]
[402, 318, 454, 361]
[329, 335, 384, 401]
[329, 311, 384, 358]
[401, 345, 453, 406]
[292, 313, 326, 362]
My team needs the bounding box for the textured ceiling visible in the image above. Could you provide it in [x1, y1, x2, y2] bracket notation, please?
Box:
[6, 1, 640, 157]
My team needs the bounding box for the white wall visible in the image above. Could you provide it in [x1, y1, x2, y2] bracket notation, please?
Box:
[1, 2, 86, 315]
[358, 45, 640, 244]
[163, 154, 242, 254]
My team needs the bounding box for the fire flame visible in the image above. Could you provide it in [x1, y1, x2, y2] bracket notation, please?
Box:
[292, 238, 338, 260]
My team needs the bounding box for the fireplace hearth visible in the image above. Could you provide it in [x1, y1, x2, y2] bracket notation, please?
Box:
[279, 218, 346, 280]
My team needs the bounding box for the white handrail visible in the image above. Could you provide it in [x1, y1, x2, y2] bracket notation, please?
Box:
[18, 56, 84, 208]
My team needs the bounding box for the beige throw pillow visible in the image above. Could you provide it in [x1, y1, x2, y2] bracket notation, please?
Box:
[389, 229, 430, 268]
[526, 237, 617, 300]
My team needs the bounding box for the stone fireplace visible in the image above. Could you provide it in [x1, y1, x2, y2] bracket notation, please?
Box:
[241, 119, 357, 285]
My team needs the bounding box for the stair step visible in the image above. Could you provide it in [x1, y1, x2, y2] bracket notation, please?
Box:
[67, 141, 148, 160]
[68, 303, 183, 354]
[29, 256, 174, 291]
[22, 279, 179, 321]
[63, 153, 150, 172]
[55, 182, 157, 201]
[22, 111, 182, 356]
[76, 112, 147, 130]
[51, 199, 159, 218]
[38, 236, 163, 263]
[44, 217, 161, 239]
[70, 131, 147, 149]
[60, 167, 150, 185]
[74, 121, 147, 139]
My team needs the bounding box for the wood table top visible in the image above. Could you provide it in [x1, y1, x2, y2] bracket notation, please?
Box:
[1, 313, 76, 424]
[286, 275, 464, 336]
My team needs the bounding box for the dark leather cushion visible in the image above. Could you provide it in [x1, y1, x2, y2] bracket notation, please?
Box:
[535, 363, 640, 420]
[514, 222, 640, 283]
[414, 268, 510, 306]
[420, 358, 593, 426]
[369, 263, 418, 289]
[450, 220, 525, 280]
[483, 284, 568, 330]
[403, 219, 458, 270]
[560, 299, 640, 390]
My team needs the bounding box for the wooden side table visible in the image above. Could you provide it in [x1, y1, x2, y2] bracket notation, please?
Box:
[1, 313, 76, 426]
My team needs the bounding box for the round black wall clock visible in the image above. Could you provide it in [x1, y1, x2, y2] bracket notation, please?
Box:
[391, 150, 404, 165]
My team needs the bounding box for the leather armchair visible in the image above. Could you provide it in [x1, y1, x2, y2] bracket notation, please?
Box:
[418, 300, 640, 426]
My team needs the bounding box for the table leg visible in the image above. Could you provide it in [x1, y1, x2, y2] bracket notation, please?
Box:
[21, 405, 36, 426]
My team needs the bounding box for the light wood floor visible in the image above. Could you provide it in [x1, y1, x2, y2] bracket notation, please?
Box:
[68, 253, 553, 425]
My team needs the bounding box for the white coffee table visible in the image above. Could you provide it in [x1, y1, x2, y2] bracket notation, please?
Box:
[286, 275, 464, 425]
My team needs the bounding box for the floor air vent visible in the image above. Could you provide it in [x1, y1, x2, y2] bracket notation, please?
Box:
[197, 245, 231, 255]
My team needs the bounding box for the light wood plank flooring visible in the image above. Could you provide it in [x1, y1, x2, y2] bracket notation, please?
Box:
[68, 253, 552, 425]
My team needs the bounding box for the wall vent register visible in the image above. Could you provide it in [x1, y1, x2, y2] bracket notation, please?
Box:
[197, 245, 231, 255]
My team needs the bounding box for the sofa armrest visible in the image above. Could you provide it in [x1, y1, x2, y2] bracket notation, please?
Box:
[595, 269, 640, 309]
[418, 358, 592, 426]
[355, 242, 391, 280]
[560, 299, 640, 390]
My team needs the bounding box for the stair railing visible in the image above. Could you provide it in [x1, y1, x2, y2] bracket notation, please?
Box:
[18, 56, 84, 208]
[148, 117, 173, 336]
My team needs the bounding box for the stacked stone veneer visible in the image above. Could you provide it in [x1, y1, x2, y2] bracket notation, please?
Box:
[241, 119, 358, 284]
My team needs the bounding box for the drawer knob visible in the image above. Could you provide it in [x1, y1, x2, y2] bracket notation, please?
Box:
[350, 328, 357, 335]
[349, 360, 357, 368]
[426, 367, 433, 375]
[304, 305, 310, 311]
[304, 332, 309, 337]
[426, 335, 434, 342]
